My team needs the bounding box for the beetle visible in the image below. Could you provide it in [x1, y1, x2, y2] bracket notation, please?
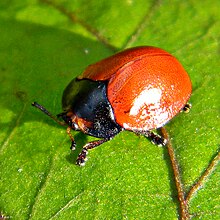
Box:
[32, 46, 192, 166]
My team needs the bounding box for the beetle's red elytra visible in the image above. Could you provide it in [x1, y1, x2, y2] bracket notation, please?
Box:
[32, 46, 192, 166]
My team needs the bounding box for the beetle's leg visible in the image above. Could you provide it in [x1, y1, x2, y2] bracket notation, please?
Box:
[76, 139, 109, 166]
[182, 102, 192, 113]
[66, 126, 76, 150]
[136, 130, 167, 147]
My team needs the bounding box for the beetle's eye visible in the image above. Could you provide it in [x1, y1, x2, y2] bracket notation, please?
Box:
[72, 122, 79, 130]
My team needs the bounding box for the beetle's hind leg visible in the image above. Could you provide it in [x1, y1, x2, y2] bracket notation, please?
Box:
[76, 138, 110, 166]
[136, 130, 167, 147]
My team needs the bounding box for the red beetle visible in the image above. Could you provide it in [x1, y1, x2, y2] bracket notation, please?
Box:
[32, 46, 192, 166]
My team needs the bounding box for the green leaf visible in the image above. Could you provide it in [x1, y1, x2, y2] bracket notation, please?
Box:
[0, 1, 219, 219]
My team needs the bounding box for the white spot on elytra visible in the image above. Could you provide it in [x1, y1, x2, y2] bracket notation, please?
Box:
[130, 88, 162, 116]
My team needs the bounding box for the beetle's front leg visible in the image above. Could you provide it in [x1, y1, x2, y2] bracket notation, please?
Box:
[66, 126, 76, 150]
[76, 139, 109, 166]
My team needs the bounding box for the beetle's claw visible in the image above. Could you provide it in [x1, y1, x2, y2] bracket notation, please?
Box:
[76, 149, 88, 166]
[182, 103, 192, 113]
[70, 141, 77, 151]
[151, 135, 167, 147]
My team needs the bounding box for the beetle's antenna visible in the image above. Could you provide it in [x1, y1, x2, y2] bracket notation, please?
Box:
[32, 102, 66, 126]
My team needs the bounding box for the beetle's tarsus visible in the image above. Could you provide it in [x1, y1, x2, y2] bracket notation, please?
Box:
[151, 135, 167, 147]
[182, 103, 192, 113]
[70, 141, 76, 151]
[76, 149, 88, 166]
